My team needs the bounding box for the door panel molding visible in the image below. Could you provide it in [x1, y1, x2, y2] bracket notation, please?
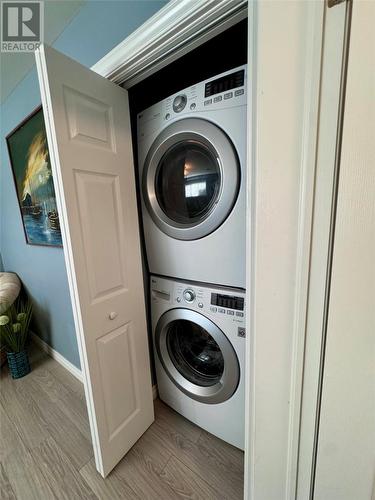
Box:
[74, 170, 128, 302]
[63, 85, 116, 150]
[97, 322, 139, 440]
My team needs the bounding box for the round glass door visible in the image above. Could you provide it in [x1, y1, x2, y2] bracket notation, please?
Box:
[166, 319, 224, 387]
[155, 309, 240, 404]
[143, 118, 240, 241]
[155, 141, 221, 225]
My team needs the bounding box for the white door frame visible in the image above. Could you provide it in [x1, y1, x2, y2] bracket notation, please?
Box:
[296, 1, 351, 497]
[71, 0, 332, 497]
[245, 2, 330, 499]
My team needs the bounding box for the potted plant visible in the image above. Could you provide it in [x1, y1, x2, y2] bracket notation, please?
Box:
[0, 297, 33, 379]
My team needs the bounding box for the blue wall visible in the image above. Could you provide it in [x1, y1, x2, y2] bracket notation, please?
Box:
[0, 0, 167, 368]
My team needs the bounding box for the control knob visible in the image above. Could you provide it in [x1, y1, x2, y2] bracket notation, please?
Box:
[173, 94, 187, 113]
[183, 289, 196, 303]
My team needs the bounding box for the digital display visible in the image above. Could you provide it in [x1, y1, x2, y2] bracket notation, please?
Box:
[211, 293, 244, 311]
[205, 70, 245, 98]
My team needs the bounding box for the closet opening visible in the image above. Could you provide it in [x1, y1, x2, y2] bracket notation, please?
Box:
[124, 17, 248, 498]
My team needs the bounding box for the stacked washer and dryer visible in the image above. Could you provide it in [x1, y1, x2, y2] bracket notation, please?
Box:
[137, 66, 247, 449]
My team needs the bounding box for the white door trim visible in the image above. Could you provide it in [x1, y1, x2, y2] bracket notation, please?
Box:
[244, 5, 256, 498]
[90, 0, 247, 87]
[284, 2, 326, 498]
[296, 2, 349, 497]
[245, 2, 327, 499]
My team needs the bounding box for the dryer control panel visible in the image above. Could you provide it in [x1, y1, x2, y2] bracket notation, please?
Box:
[138, 65, 247, 140]
[151, 275, 246, 326]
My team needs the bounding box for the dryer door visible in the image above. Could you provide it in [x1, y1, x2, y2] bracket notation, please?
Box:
[143, 118, 240, 240]
[155, 309, 240, 404]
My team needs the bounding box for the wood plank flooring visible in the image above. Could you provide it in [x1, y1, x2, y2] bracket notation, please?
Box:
[0, 345, 244, 499]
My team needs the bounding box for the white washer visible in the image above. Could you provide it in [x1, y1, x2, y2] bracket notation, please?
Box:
[138, 65, 247, 288]
[150, 275, 246, 449]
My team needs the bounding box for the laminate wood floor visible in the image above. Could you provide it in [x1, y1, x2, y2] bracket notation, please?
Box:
[0, 345, 244, 499]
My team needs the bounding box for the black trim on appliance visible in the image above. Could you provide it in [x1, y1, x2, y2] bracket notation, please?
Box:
[205, 70, 245, 98]
[211, 293, 244, 311]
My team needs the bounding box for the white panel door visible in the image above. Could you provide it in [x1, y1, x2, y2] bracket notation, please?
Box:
[313, 1, 375, 498]
[35, 44, 154, 477]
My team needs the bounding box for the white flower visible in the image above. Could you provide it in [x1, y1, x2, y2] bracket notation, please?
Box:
[0, 315, 10, 326]
[17, 313, 26, 322]
[13, 323, 21, 333]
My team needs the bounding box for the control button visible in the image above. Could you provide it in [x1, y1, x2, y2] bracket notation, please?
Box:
[198, 302, 203, 308]
[213, 96, 222, 103]
[224, 92, 233, 100]
[173, 94, 187, 113]
[218, 308, 226, 314]
[190, 102, 196, 110]
[235, 89, 244, 96]
[183, 289, 196, 303]
[176, 297, 181, 303]
[165, 113, 170, 120]
[238, 327, 246, 338]
[204, 99, 212, 106]
[236, 311, 244, 317]
[227, 310, 234, 316]
[210, 306, 217, 312]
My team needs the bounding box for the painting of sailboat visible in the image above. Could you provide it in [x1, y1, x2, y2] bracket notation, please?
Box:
[6, 106, 62, 247]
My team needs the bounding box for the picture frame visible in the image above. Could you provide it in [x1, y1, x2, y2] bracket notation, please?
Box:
[6, 105, 62, 247]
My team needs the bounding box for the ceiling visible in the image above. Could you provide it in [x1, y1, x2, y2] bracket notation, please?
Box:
[0, 1, 85, 103]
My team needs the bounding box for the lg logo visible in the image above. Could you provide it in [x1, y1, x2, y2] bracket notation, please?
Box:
[1, 1, 43, 52]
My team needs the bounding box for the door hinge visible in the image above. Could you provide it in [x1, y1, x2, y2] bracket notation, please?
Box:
[327, 0, 346, 8]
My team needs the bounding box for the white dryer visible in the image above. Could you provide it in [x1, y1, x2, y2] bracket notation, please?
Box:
[150, 275, 246, 449]
[138, 66, 247, 288]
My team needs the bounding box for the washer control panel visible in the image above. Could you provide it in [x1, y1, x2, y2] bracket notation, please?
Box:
[151, 276, 245, 325]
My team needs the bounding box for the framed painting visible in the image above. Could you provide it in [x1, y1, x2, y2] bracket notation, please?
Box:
[6, 106, 62, 247]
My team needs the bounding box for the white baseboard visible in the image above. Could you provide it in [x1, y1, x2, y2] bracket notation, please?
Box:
[32, 333, 159, 400]
[31, 333, 83, 383]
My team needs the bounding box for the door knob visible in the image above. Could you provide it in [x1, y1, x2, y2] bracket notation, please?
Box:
[108, 311, 117, 320]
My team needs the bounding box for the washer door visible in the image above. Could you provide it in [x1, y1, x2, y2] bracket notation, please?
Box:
[155, 309, 240, 404]
[143, 118, 240, 240]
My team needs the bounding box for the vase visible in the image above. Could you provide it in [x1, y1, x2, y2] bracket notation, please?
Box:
[6, 350, 31, 379]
